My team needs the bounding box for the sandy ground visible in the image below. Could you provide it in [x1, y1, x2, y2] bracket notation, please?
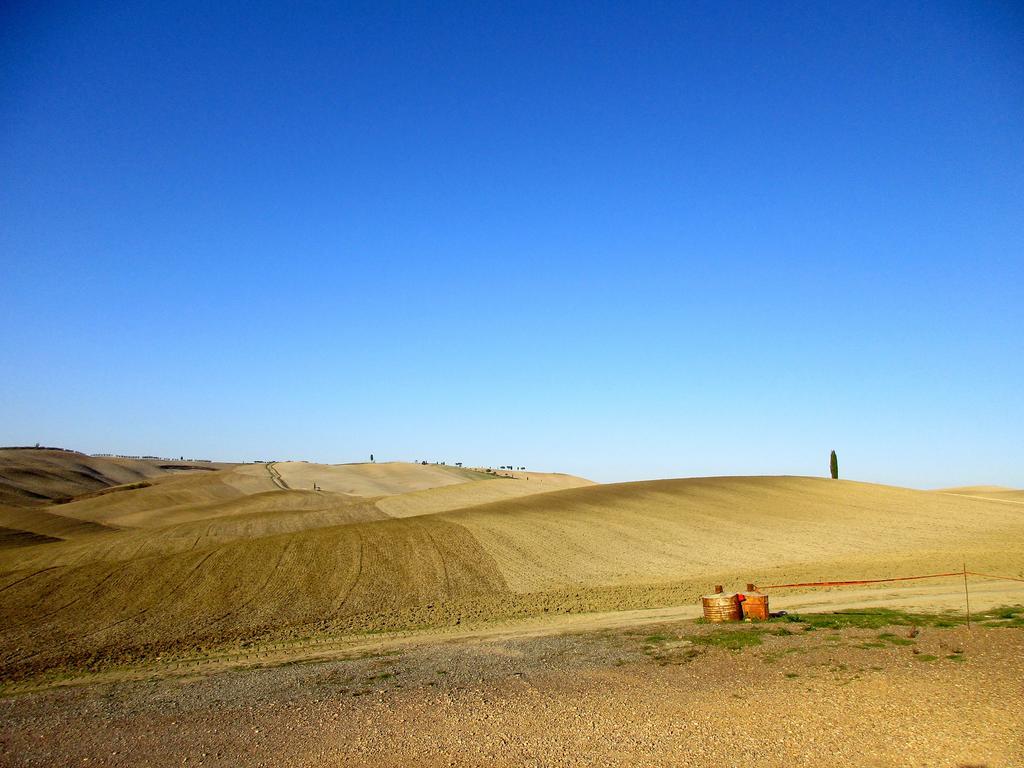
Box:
[1, 604, 1020, 767]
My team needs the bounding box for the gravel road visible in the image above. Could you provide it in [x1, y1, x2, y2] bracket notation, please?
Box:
[1, 619, 1020, 767]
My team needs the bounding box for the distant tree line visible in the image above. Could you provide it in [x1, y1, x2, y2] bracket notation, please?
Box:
[407, 459, 527, 472]
[3, 445, 83, 453]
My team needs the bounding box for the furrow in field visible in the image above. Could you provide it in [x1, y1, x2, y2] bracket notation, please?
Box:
[1, 474, 1022, 683]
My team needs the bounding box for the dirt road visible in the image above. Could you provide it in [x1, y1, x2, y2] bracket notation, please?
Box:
[1, 604, 1020, 767]
[3, 577, 1018, 696]
[265, 463, 290, 490]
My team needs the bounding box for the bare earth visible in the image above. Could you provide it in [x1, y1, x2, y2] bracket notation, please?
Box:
[1, 451, 1022, 765]
[1, 609, 1021, 767]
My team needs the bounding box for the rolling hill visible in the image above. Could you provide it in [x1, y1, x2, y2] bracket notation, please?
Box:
[937, 485, 1024, 504]
[0, 450, 1021, 682]
[0, 448, 208, 508]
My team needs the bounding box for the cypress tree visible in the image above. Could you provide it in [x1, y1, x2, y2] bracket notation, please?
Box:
[830, 450, 839, 480]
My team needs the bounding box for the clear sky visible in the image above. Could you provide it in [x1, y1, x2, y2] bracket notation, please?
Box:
[2, 2, 1021, 487]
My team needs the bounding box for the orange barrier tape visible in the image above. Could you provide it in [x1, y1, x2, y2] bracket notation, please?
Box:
[756, 570, 1024, 590]
[756, 571, 964, 590]
[967, 571, 1024, 584]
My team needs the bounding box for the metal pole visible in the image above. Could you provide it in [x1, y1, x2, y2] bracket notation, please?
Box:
[963, 560, 971, 630]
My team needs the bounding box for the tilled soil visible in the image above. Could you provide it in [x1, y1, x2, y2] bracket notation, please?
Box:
[5, 473, 1024, 684]
[1, 619, 1021, 767]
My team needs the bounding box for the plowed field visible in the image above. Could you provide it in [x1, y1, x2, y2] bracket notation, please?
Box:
[1, 451, 1021, 685]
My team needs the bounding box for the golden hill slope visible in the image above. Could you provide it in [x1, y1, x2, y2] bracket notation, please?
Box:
[937, 486, 1024, 504]
[445, 476, 1024, 590]
[271, 461, 496, 495]
[376, 469, 593, 517]
[1, 474, 1021, 680]
[0, 506, 116, 542]
[34, 461, 591, 530]
[0, 449, 194, 507]
[0, 458, 591, 579]
[42, 464, 280, 528]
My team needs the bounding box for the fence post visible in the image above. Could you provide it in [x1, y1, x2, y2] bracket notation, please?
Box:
[963, 560, 971, 630]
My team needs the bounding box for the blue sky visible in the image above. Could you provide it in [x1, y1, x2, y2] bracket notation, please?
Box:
[2, 2, 1021, 486]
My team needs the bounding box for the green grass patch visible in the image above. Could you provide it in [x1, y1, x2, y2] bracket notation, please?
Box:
[686, 628, 765, 651]
[877, 632, 916, 646]
[987, 606, 1019, 620]
[777, 608, 951, 630]
[777, 605, 1024, 631]
[977, 605, 1024, 628]
[641, 630, 702, 663]
[644, 633, 673, 644]
[915, 654, 939, 662]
